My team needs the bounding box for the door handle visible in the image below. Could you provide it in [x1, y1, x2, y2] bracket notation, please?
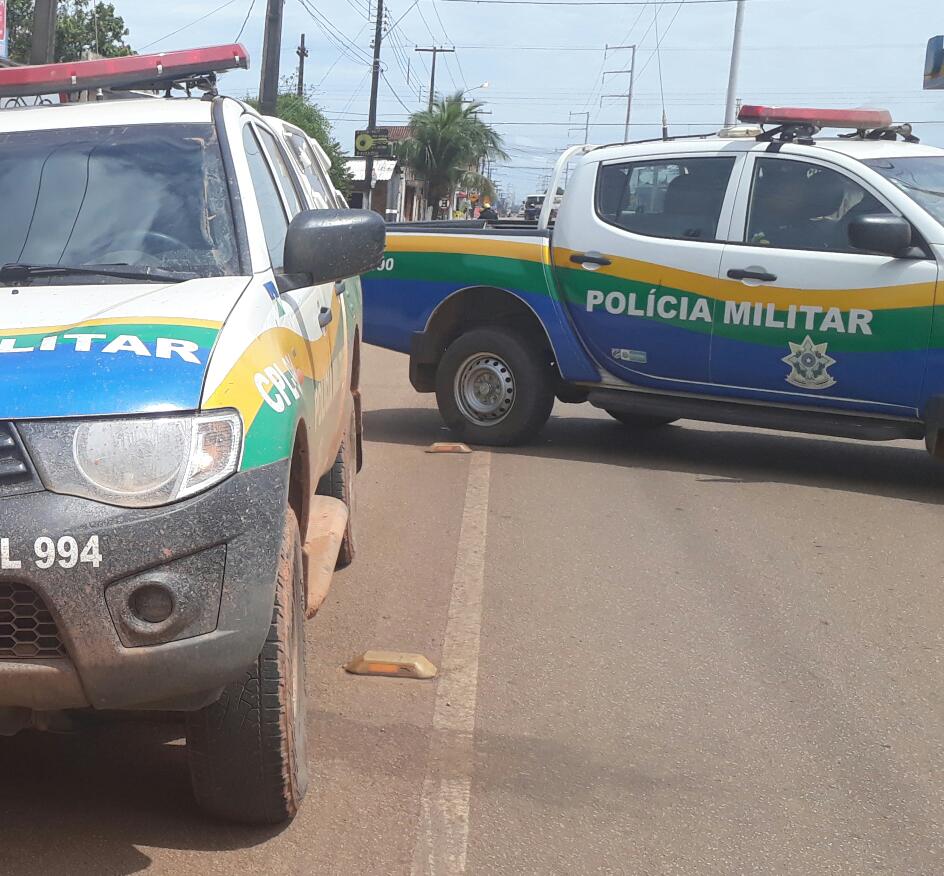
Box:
[727, 268, 777, 282]
[570, 252, 612, 267]
[318, 306, 333, 328]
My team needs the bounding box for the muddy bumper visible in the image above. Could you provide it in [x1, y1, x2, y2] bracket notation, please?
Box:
[0, 459, 289, 712]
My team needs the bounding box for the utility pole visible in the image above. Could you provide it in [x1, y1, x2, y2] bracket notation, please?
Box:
[602, 46, 636, 142]
[30, 0, 57, 65]
[569, 111, 590, 143]
[296, 34, 309, 97]
[415, 46, 455, 111]
[723, 0, 746, 127]
[365, 0, 385, 210]
[259, 0, 284, 116]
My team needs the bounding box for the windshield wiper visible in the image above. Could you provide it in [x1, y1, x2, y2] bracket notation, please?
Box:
[0, 263, 196, 284]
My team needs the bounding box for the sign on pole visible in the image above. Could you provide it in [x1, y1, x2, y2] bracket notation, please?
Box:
[925, 36, 944, 90]
[0, 1, 8, 60]
[354, 128, 393, 159]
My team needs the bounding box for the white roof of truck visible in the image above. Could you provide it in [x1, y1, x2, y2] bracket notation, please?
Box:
[0, 96, 215, 133]
[588, 134, 944, 165]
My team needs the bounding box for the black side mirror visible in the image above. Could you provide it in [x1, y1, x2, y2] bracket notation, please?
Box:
[284, 209, 386, 284]
[848, 213, 914, 257]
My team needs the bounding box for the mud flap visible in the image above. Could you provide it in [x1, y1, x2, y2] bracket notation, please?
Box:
[302, 495, 349, 619]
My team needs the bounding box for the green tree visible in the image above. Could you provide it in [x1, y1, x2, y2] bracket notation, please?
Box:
[398, 92, 507, 218]
[249, 91, 353, 197]
[8, 0, 132, 64]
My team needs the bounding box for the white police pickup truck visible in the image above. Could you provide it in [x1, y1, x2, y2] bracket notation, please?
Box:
[363, 106, 944, 455]
[0, 45, 384, 823]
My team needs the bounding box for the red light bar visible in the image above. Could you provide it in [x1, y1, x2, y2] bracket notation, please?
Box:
[0, 44, 249, 99]
[737, 105, 893, 130]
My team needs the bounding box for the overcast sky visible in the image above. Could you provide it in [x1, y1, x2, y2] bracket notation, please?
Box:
[120, 0, 943, 203]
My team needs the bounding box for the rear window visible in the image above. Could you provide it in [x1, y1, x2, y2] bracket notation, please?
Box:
[596, 157, 736, 241]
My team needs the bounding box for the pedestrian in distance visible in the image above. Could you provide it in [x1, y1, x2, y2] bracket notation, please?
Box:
[479, 202, 499, 222]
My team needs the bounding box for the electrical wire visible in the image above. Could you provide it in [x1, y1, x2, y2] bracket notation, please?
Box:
[138, 0, 243, 51]
[234, 0, 257, 42]
[441, 0, 754, 5]
[381, 70, 420, 113]
[297, 0, 375, 65]
[314, 19, 372, 89]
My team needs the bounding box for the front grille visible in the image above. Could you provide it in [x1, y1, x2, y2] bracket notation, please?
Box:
[0, 422, 40, 496]
[0, 583, 66, 659]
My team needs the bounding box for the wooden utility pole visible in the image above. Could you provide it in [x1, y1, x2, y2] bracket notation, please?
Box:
[365, 0, 384, 210]
[296, 34, 308, 97]
[259, 0, 284, 116]
[30, 0, 57, 64]
[415, 46, 454, 111]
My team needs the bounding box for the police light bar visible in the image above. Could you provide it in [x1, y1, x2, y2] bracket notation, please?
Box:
[737, 105, 893, 130]
[0, 44, 249, 99]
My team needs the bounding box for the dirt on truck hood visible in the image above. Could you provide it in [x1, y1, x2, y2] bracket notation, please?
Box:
[0, 276, 250, 420]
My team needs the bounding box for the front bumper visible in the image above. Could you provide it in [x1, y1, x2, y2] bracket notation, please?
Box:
[0, 459, 289, 711]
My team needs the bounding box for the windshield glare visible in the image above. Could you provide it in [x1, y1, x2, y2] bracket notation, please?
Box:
[0, 123, 239, 279]
[864, 156, 944, 226]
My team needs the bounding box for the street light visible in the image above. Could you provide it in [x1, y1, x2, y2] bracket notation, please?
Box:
[467, 81, 489, 94]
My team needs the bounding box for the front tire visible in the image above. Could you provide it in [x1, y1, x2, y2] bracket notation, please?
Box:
[186, 510, 309, 824]
[435, 327, 555, 446]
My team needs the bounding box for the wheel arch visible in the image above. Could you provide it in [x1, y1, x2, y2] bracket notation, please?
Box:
[287, 418, 311, 543]
[410, 285, 562, 392]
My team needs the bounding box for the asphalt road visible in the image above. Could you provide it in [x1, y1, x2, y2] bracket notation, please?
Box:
[1, 343, 943, 875]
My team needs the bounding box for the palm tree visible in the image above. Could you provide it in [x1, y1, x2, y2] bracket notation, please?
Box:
[399, 92, 508, 218]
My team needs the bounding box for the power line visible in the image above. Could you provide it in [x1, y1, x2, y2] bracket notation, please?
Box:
[381, 70, 420, 113]
[297, 0, 374, 65]
[234, 0, 257, 41]
[314, 19, 372, 88]
[139, 0, 243, 51]
[441, 0, 757, 5]
[429, 0, 468, 90]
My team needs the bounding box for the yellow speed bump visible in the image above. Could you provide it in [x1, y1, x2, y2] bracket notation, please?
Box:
[345, 650, 438, 679]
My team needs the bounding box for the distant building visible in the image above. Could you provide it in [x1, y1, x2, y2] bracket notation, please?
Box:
[346, 125, 427, 221]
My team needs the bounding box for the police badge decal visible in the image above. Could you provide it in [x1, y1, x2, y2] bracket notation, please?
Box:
[782, 336, 837, 390]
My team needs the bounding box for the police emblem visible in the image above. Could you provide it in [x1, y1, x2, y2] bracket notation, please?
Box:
[782, 336, 836, 390]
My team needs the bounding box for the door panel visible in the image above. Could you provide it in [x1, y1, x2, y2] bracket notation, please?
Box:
[712, 154, 938, 414]
[552, 154, 741, 387]
[245, 121, 337, 466]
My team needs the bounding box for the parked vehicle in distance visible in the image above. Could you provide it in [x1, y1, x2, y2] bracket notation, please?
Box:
[523, 193, 545, 220]
[0, 46, 384, 824]
[361, 106, 944, 458]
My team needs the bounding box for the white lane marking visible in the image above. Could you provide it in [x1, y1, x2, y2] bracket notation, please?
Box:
[412, 451, 492, 876]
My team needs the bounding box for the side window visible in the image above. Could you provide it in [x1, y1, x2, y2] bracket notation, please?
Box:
[242, 125, 289, 270]
[746, 158, 891, 253]
[256, 126, 304, 218]
[596, 157, 736, 241]
[288, 132, 333, 208]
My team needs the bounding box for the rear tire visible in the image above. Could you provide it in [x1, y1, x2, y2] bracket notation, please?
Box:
[435, 327, 554, 446]
[186, 510, 309, 824]
[605, 409, 677, 429]
[318, 406, 357, 569]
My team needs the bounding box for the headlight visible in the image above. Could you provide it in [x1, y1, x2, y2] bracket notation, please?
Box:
[19, 411, 242, 508]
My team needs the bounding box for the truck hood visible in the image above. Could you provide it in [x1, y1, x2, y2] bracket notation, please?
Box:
[0, 276, 249, 420]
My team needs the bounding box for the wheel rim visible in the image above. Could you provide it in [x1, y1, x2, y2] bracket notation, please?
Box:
[454, 353, 516, 426]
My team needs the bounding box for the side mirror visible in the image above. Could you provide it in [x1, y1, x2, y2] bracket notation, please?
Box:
[848, 213, 914, 257]
[284, 208, 386, 284]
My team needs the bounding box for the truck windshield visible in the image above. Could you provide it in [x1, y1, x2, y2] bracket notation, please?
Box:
[0, 123, 238, 278]
[864, 156, 944, 226]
